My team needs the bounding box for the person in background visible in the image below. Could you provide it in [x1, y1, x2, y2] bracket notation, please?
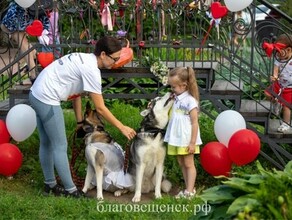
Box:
[39, 8, 61, 58]
[0, 1, 50, 84]
[164, 67, 202, 199]
[264, 34, 292, 132]
[29, 36, 136, 198]
[233, 11, 245, 46]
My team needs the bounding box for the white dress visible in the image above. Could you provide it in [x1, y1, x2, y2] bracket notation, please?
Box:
[164, 91, 202, 147]
[86, 142, 134, 190]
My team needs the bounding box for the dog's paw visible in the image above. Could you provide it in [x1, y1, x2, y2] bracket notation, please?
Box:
[114, 189, 128, 197]
[155, 192, 162, 199]
[96, 196, 104, 201]
[132, 195, 141, 203]
[114, 190, 122, 197]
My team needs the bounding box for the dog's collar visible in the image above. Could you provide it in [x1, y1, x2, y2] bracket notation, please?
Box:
[138, 128, 165, 137]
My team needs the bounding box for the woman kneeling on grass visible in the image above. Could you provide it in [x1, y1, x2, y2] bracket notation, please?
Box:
[29, 36, 136, 198]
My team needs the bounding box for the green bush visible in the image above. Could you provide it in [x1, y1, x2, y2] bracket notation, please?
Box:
[192, 160, 292, 219]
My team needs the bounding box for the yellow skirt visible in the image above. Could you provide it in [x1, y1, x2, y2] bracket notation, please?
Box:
[167, 144, 200, 155]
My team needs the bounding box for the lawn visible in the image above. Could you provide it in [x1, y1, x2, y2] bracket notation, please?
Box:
[0, 100, 289, 219]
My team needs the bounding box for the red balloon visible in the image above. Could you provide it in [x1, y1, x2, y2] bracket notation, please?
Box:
[0, 143, 23, 177]
[228, 129, 261, 166]
[200, 142, 232, 177]
[0, 120, 10, 144]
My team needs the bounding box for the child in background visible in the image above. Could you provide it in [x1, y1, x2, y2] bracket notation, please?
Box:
[264, 34, 292, 132]
[164, 67, 202, 199]
[39, 8, 61, 58]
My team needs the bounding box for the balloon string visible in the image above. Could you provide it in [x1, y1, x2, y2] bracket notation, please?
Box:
[196, 20, 215, 55]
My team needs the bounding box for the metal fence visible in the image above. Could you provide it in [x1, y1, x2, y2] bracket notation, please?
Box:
[0, 0, 291, 98]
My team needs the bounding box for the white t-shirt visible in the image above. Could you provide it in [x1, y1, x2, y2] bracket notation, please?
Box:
[164, 91, 202, 147]
[31, 53, 102, 105]
[275, 58, 292, 88]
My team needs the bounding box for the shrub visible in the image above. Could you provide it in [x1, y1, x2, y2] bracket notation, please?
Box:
[192, 160, 292, 219]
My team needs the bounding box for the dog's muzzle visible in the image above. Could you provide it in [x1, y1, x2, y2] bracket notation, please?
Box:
[163, 93, 175, 107]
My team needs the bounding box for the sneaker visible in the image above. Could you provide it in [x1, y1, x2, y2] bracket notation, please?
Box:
[175, 190, 185, 199]
[44, 184, 66, 196]
[277, 123, 291, 133]
[184, 190, 196, 199]
[175, 189, 196, 199]
[64, 189, 85, 198]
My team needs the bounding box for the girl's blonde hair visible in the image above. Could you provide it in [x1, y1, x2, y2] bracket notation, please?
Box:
[168, 67, 200, 102]
[276, 34, 292, 47]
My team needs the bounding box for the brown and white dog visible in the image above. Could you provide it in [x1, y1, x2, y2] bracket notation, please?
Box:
[81, 102, 131, 200]
[82, 92, 174, 202]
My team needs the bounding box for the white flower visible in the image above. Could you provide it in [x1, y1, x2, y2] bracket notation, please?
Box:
[149, 60, 169, 85]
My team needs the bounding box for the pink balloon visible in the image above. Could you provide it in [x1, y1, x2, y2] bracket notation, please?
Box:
[200, 142, 232, 177]
[0, 143, 23, 176]
[228, 129, 261, 166]
[0, 120, 10, 144]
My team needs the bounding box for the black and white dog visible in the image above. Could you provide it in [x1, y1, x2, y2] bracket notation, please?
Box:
[82, 92, 174, 202]
[125, 92, 174, 202]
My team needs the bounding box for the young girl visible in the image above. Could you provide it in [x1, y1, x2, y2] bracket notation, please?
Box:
[264, 34, 292, 132]
[164, 67, 202, 199]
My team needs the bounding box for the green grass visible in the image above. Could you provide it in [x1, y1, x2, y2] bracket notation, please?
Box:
[0, 101, 264, 219]
[0, 181, 203, 220]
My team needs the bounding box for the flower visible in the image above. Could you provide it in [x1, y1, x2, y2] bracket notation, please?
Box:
[117, 30, 127, 38]
[143, 56, 169, 85]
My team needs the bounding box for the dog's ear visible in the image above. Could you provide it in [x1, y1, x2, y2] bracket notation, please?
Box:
[140, 109, 150, 117]
[85, 101, 92, 113]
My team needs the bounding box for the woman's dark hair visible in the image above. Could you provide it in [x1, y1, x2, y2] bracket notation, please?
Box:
[94, 36, 122, 56]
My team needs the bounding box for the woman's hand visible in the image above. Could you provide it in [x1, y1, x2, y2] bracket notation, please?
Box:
[120, 125, 136, 140]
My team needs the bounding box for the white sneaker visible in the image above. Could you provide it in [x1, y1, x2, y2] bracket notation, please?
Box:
[184, 190, 196, 199]
[175, 189, 196, 199]
[175, 190, 185, 199]
[277, 123, 291, 132]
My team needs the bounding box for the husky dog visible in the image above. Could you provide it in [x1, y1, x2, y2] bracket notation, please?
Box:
[125, 92, 174, 202]
[82, 92, 174, 202]
[81, 102, 132, 200]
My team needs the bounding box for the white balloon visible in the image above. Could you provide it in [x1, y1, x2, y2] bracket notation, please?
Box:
[224, 0, 253, 12]
[214, 110, 246, 146]
[15, 0, 36, 9]
[6, 104, 37, 142]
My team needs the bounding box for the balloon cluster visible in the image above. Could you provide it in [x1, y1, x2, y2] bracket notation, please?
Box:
[200, 110, 261, 177]
[0, 104, 37, 177]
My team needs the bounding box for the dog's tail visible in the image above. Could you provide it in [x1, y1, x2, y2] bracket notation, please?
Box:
[161, 179, 172, 193]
